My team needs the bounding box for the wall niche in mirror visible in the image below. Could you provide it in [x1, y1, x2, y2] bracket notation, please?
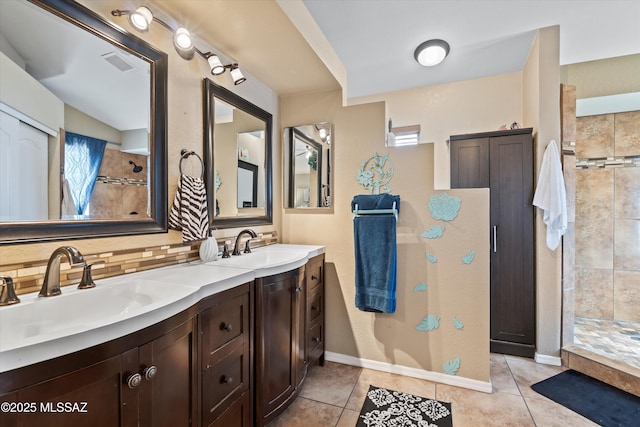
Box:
[203, 78, 272, 229]
[284, 123, 332, 209]
[0, 0, 167, 244]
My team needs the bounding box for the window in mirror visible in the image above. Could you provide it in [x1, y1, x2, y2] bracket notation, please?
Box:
[203, 78, 272, 228]
[284, 123, 332, 209]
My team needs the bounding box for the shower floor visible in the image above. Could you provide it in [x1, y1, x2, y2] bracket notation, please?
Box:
[573, 317, 640, 370]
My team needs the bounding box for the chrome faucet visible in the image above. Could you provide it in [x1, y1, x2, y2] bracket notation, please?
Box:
[0, 276, 20, 306]
[232, 229, 257, 255]
[40, 246, 85, 297]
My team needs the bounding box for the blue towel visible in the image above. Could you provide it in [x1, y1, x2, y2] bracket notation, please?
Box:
[352, 194, 400, 313]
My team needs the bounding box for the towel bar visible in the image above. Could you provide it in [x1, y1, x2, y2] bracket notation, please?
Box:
[352, 201, 398, 221]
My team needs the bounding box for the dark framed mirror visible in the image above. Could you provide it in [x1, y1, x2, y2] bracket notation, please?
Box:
[284, 123, 332, 209]
[203, 78, 272, 228]
[0, 0, 168, 244]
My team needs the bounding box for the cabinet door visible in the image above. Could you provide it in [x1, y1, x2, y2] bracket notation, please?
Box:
[293, 268, 307, 389]
[489, 134, 535, 354]
[450, 137, 489, 188]
[256, 272, 296, 422]
[138, 318, 196, 427]
[0, 355, 125, 427]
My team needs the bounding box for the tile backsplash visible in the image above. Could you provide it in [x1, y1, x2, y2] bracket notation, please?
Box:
[1, 231, 277, 296]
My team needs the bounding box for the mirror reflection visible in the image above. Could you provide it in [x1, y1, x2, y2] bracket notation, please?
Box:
[284, 123, 332, 208]
[0, 0, 167, 244]
[203, 79, 273, 228]
[0, 0, 151, 222]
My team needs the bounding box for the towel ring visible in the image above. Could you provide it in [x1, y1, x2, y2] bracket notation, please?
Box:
[179, 149, 204, 178]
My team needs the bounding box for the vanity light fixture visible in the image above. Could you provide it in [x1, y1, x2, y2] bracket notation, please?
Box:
[230, 64, 246, 85]
[414, 39, 450, 67]
[128, 6, 152, 32]
[112, 7, 246, 84]
[173, 27, 195, 60]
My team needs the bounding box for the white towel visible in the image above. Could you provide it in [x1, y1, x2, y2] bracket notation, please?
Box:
[168, 174, 210, 243]
[61, 178, 77, 217]
[533, 140, 567, 250]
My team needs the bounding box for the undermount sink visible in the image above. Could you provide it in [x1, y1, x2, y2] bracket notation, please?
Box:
[208, 246, 309, 277]
[0, 278, 191, 353]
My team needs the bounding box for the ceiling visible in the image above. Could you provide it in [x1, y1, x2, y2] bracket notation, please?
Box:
[163, 0, 640, 100]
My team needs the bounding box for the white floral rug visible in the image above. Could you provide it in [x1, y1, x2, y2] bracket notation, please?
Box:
[357, 385, 453, 427]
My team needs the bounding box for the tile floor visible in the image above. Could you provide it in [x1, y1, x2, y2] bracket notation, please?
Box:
[574, 317, 640, 370]
[267, 354, 600, 427]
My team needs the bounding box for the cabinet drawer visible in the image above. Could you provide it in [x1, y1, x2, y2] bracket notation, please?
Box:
[202, 345, 249, 424]
[200, 292, 249, 358]
[307, 321, 323, 360]
[306, 258, 323, 290]
[307, 284, 323, 325]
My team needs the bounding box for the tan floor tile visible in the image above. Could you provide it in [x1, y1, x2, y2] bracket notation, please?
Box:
[505, 356, 566, 401]
[266, 397, 343, 427]
[490, 353, 520, 395]
[436, 384, 535, 427]
[299, 361, 362, 406]
[525, 393, 600, 427]
[335, 408, 360, 427]
[345, 368, 436, 411]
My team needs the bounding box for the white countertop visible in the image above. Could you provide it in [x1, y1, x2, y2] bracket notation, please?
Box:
[0, 244, 324, 373]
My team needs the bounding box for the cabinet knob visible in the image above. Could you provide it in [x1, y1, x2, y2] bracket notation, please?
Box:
[143, 365, 158, 380]
[126, 373, 142, 389]
[311, 275, 318, 281]
[312, 337, 321, 343]
[311, 305, 318, 311]
[294, 287, 303, 293]
[222, 322, 233, 332]
[221, 375, 234, 384]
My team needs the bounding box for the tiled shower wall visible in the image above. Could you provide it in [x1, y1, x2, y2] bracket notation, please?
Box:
[574, 110, 640, 323]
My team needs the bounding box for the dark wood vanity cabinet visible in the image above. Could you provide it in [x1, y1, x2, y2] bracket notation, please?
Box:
[0, 315, 197, 427]
[306, 254, 325, 366]
[199, 283, 252, 427]
[254, 267, 306, 425]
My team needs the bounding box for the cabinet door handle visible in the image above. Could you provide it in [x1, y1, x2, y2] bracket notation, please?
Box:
[126, 373, 142, 389]
[311, 275, 319, 281]
[222, 322, 233, 332]
[143, 365, 158, 381]
[493, 225, 497, 253]
[221, 375, 234, 384]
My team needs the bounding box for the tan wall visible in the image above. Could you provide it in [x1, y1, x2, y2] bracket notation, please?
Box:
[523, 26, 563, 359]
[281, 90, 490, 383]
[561, 54, 640, 99]
[350, 72, 523, 189]
[0, 0, 281, 265]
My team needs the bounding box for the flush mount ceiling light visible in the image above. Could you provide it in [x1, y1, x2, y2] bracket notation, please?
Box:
[112, 6, 246, 84]
[414, 39, 450, 67]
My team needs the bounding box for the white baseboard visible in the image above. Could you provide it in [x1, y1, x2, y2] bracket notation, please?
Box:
[534, 352, 562, 366]
[324, 351, 493, 394]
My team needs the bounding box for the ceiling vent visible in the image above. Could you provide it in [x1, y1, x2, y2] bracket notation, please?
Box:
[102, 52, 134, 72]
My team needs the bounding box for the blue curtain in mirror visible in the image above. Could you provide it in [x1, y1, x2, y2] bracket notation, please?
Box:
[64, 131, 107, 215]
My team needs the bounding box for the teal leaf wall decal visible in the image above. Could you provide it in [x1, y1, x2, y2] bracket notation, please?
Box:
[443, 356, 461, 375]
[426, 253, 438, 263]
[428, 193, 462, 222]
[415, 314, 440, 331]
[453, 317, 464, 330]
[422, 225, 444, 239]
[462, 250, 475, 264]
[414, 282, 428, 292]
